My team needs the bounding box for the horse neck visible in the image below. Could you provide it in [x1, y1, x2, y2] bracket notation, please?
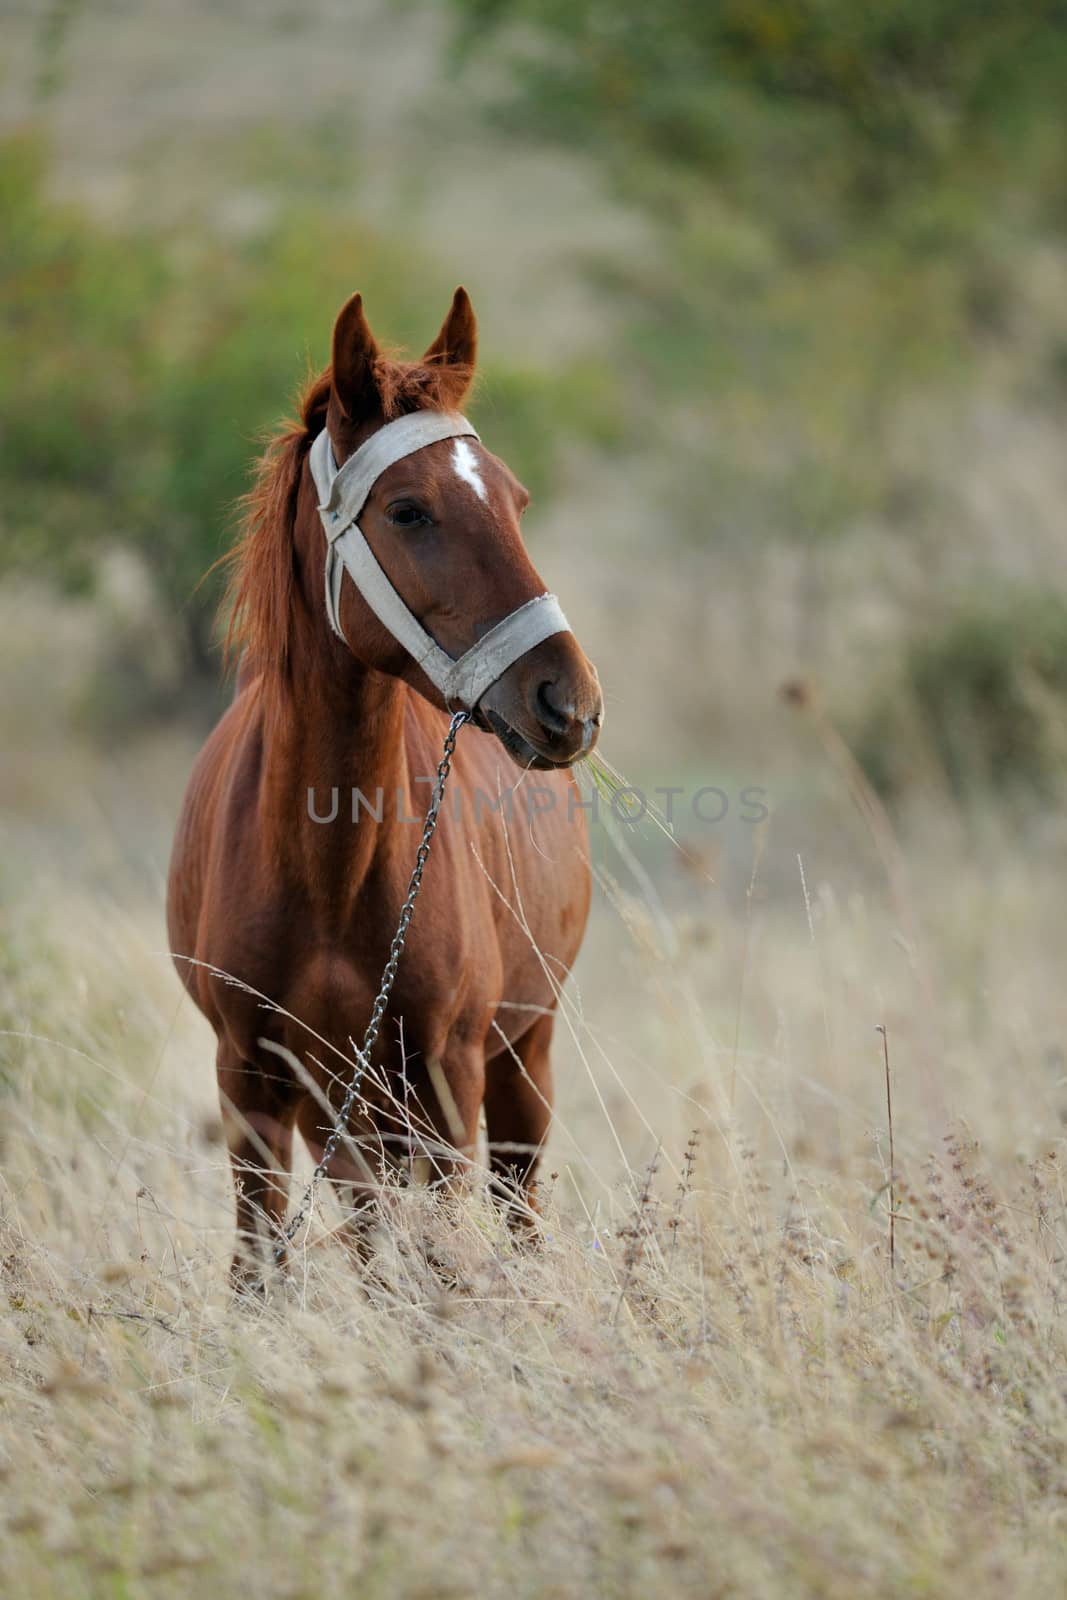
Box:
[256, 617, 411, 892]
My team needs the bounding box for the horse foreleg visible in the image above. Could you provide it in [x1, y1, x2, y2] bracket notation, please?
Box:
[288, 1042, 488, 1273]
[294, 1095, 386, 1264]
[484, 1011, 554, 1233]
[415, 1046, 485, 1190]
[218, 1044, 297, 1294]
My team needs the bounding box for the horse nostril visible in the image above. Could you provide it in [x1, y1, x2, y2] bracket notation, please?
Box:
[534, 680, 575, 735]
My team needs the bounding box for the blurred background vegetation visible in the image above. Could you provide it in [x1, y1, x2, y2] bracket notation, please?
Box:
[3, 0, 1067, 811]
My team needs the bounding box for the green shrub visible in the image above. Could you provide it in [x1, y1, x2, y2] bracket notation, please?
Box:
[853, 591, 1067, 802]
[453, 0, 1067, 233]
[449, 0, 1067, 559]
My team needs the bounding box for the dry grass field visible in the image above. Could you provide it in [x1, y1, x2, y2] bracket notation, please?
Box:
[4, 587, 1067, 1599]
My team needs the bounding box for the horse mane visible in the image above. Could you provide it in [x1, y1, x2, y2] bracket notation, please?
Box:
[223, 353, 474, 679]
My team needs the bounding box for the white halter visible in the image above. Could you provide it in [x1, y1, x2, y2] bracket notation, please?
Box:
[307, 413, 570, 711]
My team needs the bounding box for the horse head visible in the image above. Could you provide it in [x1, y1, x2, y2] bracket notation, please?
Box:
[303, 288, 603, 770]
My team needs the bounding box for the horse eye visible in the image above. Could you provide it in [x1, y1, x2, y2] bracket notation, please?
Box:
[386, 502, 430, 529]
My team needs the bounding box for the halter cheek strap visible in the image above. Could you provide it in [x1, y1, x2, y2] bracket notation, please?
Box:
[307, 413, 570, 711]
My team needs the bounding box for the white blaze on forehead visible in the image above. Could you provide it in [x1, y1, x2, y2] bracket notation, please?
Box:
[451, 438, 488, 503]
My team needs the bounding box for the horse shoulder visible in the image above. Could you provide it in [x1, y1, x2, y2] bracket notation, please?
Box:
[166, 686, 269, 1006]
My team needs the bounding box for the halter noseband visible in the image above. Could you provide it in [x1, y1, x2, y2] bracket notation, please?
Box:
[308, 412, 569, 712]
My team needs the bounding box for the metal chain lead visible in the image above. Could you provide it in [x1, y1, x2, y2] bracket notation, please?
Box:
[274, 709, 469, 1262]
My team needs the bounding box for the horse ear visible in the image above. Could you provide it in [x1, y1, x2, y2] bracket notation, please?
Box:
[330, 292, 382, 420]
[423, 286, 478, 376]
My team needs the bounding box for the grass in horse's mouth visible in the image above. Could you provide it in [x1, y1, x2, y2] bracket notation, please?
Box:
[483, 707, 569, 771]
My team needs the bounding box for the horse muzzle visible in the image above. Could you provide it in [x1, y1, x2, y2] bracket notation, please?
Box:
[479, 640, 603, 770]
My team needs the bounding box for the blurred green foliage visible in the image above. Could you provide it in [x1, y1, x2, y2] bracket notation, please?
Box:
[853, 591, 1067, 803]
[0, 133, 616, 686]
[452, 0, 1067, 545]
[450, 0, 1067, 802]
[452, 0, 1067, 230]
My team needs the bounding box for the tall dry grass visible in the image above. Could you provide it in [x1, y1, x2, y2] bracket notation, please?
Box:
[4, 634, 1067, 1596]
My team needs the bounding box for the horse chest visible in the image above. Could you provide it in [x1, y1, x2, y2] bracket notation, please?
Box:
[260, 904, 481, 1061]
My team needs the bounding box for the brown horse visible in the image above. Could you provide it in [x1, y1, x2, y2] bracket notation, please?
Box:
[167, 288, 602, 1285]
